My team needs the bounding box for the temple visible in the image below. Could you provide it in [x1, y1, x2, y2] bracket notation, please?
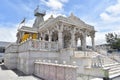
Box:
[4, 7, 120, 80]
[16, 8, 95, 51]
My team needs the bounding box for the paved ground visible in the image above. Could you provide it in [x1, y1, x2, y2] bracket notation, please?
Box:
[0, 64, 42, 80]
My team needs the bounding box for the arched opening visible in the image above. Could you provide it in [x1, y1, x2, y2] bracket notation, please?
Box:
[45, 34, 49, 41]
[63, 30, 71, 48]
[75, 32, 83, 50]
[52, 31, 58, 41]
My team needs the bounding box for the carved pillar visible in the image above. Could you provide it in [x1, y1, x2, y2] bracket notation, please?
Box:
[75, 39, 77, 50]
[29, 33, 32, 39]
[17, 32, 22, 43]
[49, 34, 51, 42]
[80, 38, 83, 49]
[82, 32, 86, 51]
[91, 32, 95, 50]
[71, 28, 76, 48]
[48, 31, 52, 42]
[41, 33, 45, 41]
[58, 24, 63, 49]
[58, 31, 63, 49]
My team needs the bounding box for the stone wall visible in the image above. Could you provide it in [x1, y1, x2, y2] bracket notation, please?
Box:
[4, 43, 18, 69]
[59, 48, 74, 64]
[17, 51, 29, 74]
[4, 52, 18, 69]
[34, 61, 77, 80]
[17, 50, 59, 74]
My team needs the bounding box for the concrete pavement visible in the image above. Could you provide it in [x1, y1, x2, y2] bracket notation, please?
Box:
[0, 64, 41, 80]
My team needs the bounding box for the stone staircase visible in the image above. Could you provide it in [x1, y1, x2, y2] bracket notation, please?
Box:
[103, 63, 120, 79]
[97, 49, 120, 78]
[73, 50, 120, 79]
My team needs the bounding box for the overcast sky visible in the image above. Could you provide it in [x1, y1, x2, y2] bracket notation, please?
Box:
[0, 0, 120, 45]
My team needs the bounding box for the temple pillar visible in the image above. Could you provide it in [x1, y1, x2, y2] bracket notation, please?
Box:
[90, 31, 95, 50]
[29, 33, 32, 39]
[42, 33, 45, 41]
[58, 31, 63, 49]
[75, 39, 77, 50]
[58, 23, 63, 49]
[48, 30, 52, 42]
[71, 28, 76, 48]
[49, 34, 52, 42]
[82, 33, 86, 51]
[91, 36, 95, 50]
[80, 38, 83, 50]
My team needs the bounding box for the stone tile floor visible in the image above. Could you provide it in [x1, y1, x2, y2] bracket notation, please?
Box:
[0, 63, 42, 80]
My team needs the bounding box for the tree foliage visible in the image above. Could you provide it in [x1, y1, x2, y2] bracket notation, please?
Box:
[106, 33, 120, 50]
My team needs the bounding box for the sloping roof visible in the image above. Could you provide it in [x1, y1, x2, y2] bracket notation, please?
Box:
[39, 14, 94, 31]
[18, 26, 38, 33]
[0, 41, 11, 47]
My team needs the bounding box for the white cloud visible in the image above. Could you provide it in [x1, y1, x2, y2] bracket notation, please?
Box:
[0, 10, 67, 43]
[44, 11, 66, 20]
[95, 0, 120, 45]
[0, 18, 35, 42]
[40, 0, 68, 10]
[100, 0, 120, 22]
[0, 25, 17, 42]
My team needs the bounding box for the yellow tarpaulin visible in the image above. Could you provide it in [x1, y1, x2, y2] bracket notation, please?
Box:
[21, 33, 37, 42]
[32, 33, 37, 39]
[22, 34, 30, 42]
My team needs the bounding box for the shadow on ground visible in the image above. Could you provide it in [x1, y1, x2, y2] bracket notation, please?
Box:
[0, 64, 43, 80]
[0, 64, 8, 70]
[12, 69, 27, 76]
[0, 63, 26, 76]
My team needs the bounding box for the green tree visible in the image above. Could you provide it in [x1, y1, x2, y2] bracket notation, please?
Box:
[106, 33, 120, 50]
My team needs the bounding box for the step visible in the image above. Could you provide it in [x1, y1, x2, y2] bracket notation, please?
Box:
[103, 63, 119, 67]
[109, 69, 120, 75]
[103, 63, 120, 69]
[109, 65, 120, 72]
[109, 72, 120, 79]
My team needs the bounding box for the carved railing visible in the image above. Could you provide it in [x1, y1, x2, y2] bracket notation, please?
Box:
[74, 51, 98, 58]
[18, 40, 31, 52]
[34, 60, 77, 80]
[5, 43, 18, 53]
[91, 56, 104, 68]
[18, 39, 58, 52]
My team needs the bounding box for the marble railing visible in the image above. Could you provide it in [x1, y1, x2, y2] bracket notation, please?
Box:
[34, 60, 77, 80]
[18, 39, 58, 52]
[91, 56, 104, 68]
[74, 51, 98, 58]
[5, 43, 18, 53]
[18, 39, 31, 52]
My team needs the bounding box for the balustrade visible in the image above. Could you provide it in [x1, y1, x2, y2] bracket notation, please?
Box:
[5, 43, 18, 53]
[34, 60, 77, 80]
[18, 39, 58, 52]
[91, 56, 104, 68]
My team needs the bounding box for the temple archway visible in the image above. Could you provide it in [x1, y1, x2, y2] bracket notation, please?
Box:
[45, 34, 49, 41]
[51, 31, 58, 41]
[63, 30, 71, 48]
[75, 32, 83, 50]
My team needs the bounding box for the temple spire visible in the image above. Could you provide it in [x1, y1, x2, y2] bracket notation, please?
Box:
[33, 6, 46, 28]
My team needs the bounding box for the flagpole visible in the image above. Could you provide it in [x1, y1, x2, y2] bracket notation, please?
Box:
[18, 17, 26, 29]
